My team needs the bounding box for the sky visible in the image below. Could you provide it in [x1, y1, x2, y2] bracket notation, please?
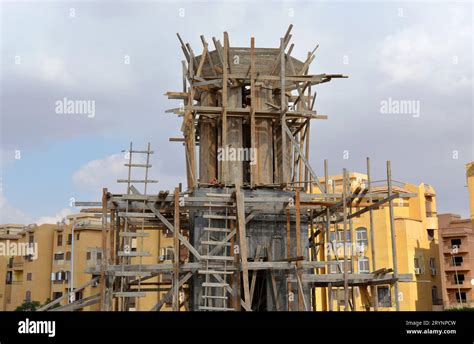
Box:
[0, 0, 472, 224]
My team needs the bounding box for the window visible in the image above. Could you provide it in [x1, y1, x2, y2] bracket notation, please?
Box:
[329, 230, 351, 244]
[54, 253, 64, 262]
[455, 292, 467, 303]
[329, 260, 352, 274]
[451, 238, 461, 248]
[52, 292, 62, 300]
[431, 286, 438, 304]
[75, 291, 83, 301]
[355, 227, 368, 247]
[67, 234, 72, 245]
[6, 271, 12, 284]
[377, 286, 392, 307]
[427, 229, 434, 241]
[25, 291, 31, 303]
[57, 234, 63, 246]
[414, 257, 423, 274]
[429, 258, 436, 275]
[358, 257, 370, 273]
[453, 256, 463, 266]
[454, 274, 465, 285]
[28, 234, 34, 244]
[66, 252, 71, 261]
[96, 252, 102, 261]
[26, 273, 32, 281]
[86, 252, 91, 261]
[76, 233, 80, 241]
[160, 247, 174, 262]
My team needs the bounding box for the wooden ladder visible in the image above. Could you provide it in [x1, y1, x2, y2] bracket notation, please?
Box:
[115, 142, 156, 310]
[198, 192, 236, 311]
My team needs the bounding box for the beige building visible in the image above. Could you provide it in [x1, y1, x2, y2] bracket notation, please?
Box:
[0, 213, 178, 311]
[314, 173, 442, 311]
[437, 162, 474, 308]
[1, 224, 55, 310]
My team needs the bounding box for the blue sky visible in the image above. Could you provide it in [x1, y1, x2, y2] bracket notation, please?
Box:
[0, 0, 472, 224]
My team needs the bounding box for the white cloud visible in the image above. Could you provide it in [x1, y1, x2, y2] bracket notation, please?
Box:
[35, 208, 72, 225]
[72, 153, 185, 194]
[0, 189, 73, 225]
[72, 154, 129, 193]
[0, 189, 33, 224]
[378, 20, 472, 92]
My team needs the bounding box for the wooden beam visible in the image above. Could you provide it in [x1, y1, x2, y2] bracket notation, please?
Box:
[172, 188, 180, 311]
[250, 36, 257, 185]
[387, 161, 400, 311]
[235, 184, 252, 311]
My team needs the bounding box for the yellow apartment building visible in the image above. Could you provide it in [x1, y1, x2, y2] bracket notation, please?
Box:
[3, 224, 56, 310]
[0, 224, 23, 310]
[0, 213, 179, 311]
[314, 172, 442, 311]
[50, 213, 103, 311]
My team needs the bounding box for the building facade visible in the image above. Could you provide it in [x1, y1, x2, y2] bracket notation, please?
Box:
[314, 172, 443, 311]
[437, 162, 474, 308]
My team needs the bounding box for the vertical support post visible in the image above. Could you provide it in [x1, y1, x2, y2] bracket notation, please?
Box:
[172, 188, 180, 311]
[367, 157, 378, 311]
[250, 36, 257, 186]
[342, 170, 349, 311]
[100, 188, 108, 311]
[235, 184, 251, 310]
[280, 37, 288, 185]
[286, 208, 292, 311]
[221, 32, 229, 181]
[320, 159, 329, 311]
[387, 161, 400, 311]
[295, 188, 304, 311]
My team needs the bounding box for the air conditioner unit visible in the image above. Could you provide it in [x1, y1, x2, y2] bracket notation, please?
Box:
[414, 268, 421, 275]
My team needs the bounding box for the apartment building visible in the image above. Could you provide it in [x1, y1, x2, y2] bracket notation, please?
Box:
[51, 213, 103, 311]
[437, 162, 474, 308]
[438, 214, 473, 308]
[0, 213, 178, 311]
[0, 224, 22, 310]
[314, 172, 443, 311]
[3, 224, 56, 311]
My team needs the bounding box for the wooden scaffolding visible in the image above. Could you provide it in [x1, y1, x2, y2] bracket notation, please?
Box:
[41, 26, 417, 312]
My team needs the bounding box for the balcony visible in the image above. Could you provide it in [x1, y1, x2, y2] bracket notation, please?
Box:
[445, 279, 472, 290]
[443, 243, 469, 254]
[13, 262, 24, 269]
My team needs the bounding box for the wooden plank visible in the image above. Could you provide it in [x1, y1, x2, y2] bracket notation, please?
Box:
[387, 161, 400, 311]
[173, 188, 180, 311]
[221, 32, 229, 180]
[295, 188, 304, 311]
[235, 185, 252, 311]
[100, 188, 108, 311]
[250, 36, 257, 185]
